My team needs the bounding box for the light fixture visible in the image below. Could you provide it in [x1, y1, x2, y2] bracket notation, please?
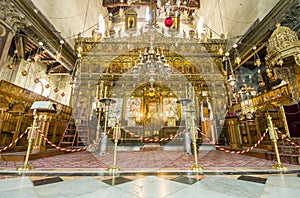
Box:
[132, 29, 172, 89]
[253, 46, 261, 67]
[223, 51, 238, 106]
[224, 52, 236, 87]
[233, 44, 241, 65]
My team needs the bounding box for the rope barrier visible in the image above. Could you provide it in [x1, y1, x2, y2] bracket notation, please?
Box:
[37, 129, 92, 152]
[276, 129, 300, 148]
[0, 129, 29, 152]
[212, 129, 269, 154]
[120, 126, 188, 143]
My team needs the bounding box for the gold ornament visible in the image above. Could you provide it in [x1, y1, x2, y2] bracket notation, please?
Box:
[7, 63, 14, 69]
[21, 70, 28, 76]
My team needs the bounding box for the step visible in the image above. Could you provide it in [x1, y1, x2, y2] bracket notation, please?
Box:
[141, 143, 162, 151]
[265, 152, 300, 165]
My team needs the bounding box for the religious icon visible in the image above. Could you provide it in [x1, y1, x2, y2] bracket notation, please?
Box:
[125, 9, 137, 31]
[128, 17, 135, 29]
[281, 85, 288, 96]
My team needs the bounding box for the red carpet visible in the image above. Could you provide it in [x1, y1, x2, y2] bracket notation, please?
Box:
[2, 150, 298, 170]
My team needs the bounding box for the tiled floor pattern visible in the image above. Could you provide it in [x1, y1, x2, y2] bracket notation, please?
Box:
[0, 174, 299, 197]
[1, 150, 296, 170]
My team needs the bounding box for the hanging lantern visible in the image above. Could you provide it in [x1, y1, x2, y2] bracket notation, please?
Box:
[21, 70, 28, 76]
[61, 92, 65, 97]
[34, 78, 39, 83]
[164, 17, 173, 28]
[7, 63, 14, 69]
[54, 87, 59, 93]
[45, 84, 50, 88]
[227, 74, 236, 87]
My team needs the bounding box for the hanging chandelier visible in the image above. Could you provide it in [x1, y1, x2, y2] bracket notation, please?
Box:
[132, 31, 172, 88]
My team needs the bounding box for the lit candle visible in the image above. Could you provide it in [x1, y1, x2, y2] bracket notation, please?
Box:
[99, 83, 104, 99]
[185, 84, 188, 98]
[96, 85, 99, 100]
[104, 86, 108, 98]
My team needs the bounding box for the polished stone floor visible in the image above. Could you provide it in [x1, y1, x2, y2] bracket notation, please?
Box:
[0, 149, 300, 197]
[0, 172, 299, 197]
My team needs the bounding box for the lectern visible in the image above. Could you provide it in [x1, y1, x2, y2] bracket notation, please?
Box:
[17, 101, 56, 171]
[30, 101, 56, 153]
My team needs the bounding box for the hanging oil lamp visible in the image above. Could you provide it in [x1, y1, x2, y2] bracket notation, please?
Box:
[21, 70, 28, 76]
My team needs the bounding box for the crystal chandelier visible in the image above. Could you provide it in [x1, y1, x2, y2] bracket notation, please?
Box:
[132, 31, 172, 88]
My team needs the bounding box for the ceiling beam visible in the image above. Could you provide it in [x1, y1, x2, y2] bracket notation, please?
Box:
[12, 0, 77, 71]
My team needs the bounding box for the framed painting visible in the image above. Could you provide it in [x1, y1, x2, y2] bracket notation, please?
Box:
[125, 97, 141, 121]
[281, 85, 289, 96]
[263, 93, 270, 102]
[163, 97, 178, 122]
[108, 98, 123, 120]
[275, 88, 282, 98]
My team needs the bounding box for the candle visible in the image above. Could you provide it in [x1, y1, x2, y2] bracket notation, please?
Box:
[99, 82, 104, 99]
[104, 86, 108, 98]
[185, 84, 188, 98]
[96, 85, 99, 100]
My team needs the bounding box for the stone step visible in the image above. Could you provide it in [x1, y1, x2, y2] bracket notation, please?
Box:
[265, 152, 300, 165]
[141, 143, 162, 151]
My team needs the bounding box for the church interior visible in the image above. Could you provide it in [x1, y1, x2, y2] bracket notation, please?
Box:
[0, 0, 300, 197]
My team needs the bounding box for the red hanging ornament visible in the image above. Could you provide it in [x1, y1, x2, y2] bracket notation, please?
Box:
[54, 87, 59, 93]
[164, 17, 173, 28]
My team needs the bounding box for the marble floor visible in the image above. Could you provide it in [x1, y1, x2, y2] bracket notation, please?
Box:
[0, 171, 299, 197]
[0, 149, 300, 197]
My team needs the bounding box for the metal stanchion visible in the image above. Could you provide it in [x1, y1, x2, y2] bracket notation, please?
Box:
[108, 121, 121, 172]
[17, 110, 38, 171]
[190, 116, 203, 171]
[267, 114, 287, 170]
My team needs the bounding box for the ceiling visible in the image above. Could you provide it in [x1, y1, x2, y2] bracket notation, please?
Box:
[7, 0, 299, 75]
[29, 0, 281, 44]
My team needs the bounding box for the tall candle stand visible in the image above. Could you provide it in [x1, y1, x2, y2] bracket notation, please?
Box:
[99, 98, 116, 155]
[176, 98, 192, 155]
[107, 120, 121, 172]
[189, 115, 203, 171]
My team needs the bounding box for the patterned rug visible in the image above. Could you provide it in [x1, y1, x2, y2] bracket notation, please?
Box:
[2, 150, 296, 170]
